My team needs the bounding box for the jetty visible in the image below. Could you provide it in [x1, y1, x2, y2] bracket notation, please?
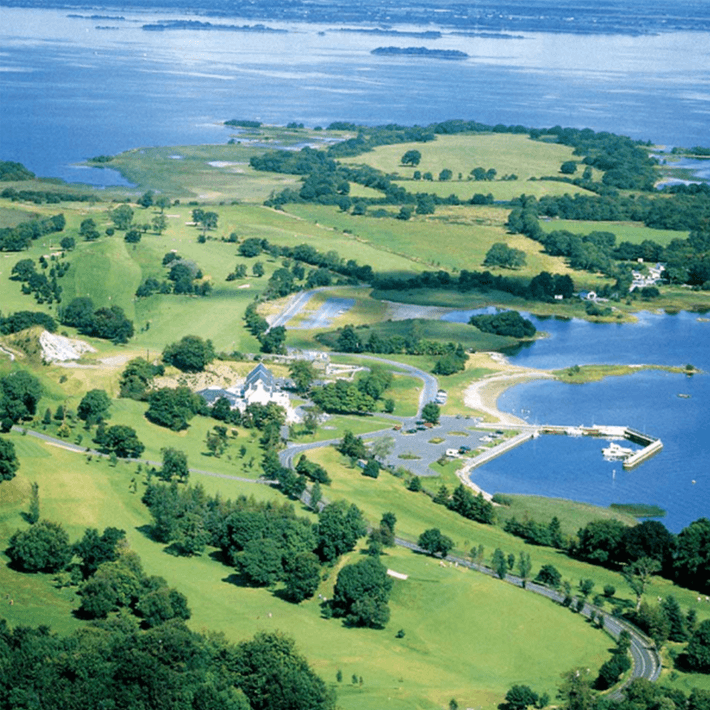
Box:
[476, 422, 662, 470]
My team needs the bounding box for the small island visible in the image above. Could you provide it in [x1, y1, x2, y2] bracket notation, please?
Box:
[371, 46, 469, 60]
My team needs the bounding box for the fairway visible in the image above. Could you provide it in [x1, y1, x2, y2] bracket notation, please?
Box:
[0, 430, 613, 710]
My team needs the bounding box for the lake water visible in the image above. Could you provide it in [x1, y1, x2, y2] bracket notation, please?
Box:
[2, 7, 710, 183]
[443, 310, 709, 532]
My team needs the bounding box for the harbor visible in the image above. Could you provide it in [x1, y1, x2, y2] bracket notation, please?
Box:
[474, 422, 662, 471]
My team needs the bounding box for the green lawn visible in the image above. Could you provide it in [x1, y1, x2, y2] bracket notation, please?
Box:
[340, 133, 601, 185]
[539, 219, 688, 246]
[1, 429, 615, 710]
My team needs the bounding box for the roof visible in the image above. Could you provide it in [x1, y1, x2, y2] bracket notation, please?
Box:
[197, 388, 239, 406]
[245, 363, 276, 390]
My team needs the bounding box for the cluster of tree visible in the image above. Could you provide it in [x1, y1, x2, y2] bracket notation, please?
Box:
[296, 454, 331, 484]
[0, 619, 335, 710]
[142, 479, 369, 609]
[78, 388, 112, 425]
[9, 254, 69, 304]
[329, 556, 393, 628]
[529, 125, 658, 191]
[145, 386, 208, 431]
[310, 366, 392, 415]
[0, 369, 42, 432]
[137, 251, 211, 297]
[119, 357, 165, 400]
[241, 303, 287, 354]
[504, 515, 565, 548]
[94, 423, 145, 458]
[162, 334, 215, 372]
[0, 309, 56, 334]
[431, 483, 495, 524]
[509, 196, 710, 288]
[596, 633, 632, 689]
[325, 323, 469, 376]
[0, 160, 35, 180]
[483, 242, 527, 269]
[0, 213, 65, 251]
[239, 238, 374, 287]
[373, 267, 576, 304]
[1, 186, 95, 204]
[60, 296, 134, 344]
[469, 310, 537, 338]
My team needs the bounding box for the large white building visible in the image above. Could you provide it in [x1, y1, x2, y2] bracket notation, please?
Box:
[198, 363, 296, 422]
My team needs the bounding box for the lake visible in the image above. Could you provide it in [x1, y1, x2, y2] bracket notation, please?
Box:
[442, 310, 710, 532]
[1, 6, 710, 183]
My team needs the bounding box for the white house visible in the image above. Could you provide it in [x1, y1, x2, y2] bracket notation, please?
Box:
[198, 363, 297, 422]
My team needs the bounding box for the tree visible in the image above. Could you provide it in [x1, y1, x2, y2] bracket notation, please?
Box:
[252, 261, 264, 277]
[379, 512, 397, 547]
[438, 168, 453, 181]
[137, 190, 154, 208]
[687, 620, 710, 672]
[401, 149, 422, 166]
[317, 500, 367, 562]
[163, 335, 215, 372]
[517, 552, 532, 588]
[336, 325, 363, 353]
[1, 370, 43, 422]
[27, 481, 40, 524]
[146, 387, 205, 431]
[238, 538, 285, 586]
[155, 195, 171, 212]
[370, 435, 395, 461]
[557, 667, 594, 710]
[421, 401, 440, 425]
[662, 595, 688, 642]
[231, 631, 336, 710]
[483, 242, 527, 269]
[77, 388, 111, 425]
[560, 160, 578, 175]
[110, 204, 134, 230]
[337, 430, 368, 459]
[0, 437, 20, 481]
[160, 447, 189, 483]
[60, 236, 75, 251]
[492, 548, 508, 580]
[7, 519, 72, 572]
[124, 228, 141, 244]
[332, 556, 393, 628]
[504, 685, 540, 710]
[259, 325, 286, 354]
[535, 563, 561, 588]
[284, 551, 321, 602]
[79, 217, 100, 241]
[623, 556, 661, 610]
[673, 517, 710, 591]
[289, 360, 316, 394]
[362, 459, 380, 479]
[73, 526, 126, 579]
[418, 528, 453, 558]
[102, 424, 145, 458]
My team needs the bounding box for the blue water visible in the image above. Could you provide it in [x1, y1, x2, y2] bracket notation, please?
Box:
[2, 7, 710, 183]
[454, 311, 710, 532]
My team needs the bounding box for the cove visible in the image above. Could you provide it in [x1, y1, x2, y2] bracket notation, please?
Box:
[452, 310, 710, 532]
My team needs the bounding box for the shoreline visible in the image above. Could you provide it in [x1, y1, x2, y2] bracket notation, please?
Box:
[457, 357, 554, 499]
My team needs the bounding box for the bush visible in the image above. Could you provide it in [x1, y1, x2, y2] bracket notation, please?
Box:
[7, 520, 72, 572]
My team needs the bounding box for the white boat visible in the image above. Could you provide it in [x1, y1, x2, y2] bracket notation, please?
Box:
[602, 442, 634, 461]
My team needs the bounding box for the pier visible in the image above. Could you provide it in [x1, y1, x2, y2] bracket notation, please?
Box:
[476, 422, 662, 469]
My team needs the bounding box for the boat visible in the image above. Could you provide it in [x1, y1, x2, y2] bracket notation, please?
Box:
[602, 442, 634, 461]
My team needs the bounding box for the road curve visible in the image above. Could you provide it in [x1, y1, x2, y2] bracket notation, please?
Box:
[395, 536, 661, 695]
[329, 352, 438, 418]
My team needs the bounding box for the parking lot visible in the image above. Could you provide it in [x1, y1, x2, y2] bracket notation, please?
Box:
[370, 415, 495, 478]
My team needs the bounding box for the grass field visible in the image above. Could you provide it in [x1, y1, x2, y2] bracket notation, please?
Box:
[340, 133, 603, 186]
[1, 430, 617, 710]
[285, 203, 576, 277]
[539, 219, 689, 246]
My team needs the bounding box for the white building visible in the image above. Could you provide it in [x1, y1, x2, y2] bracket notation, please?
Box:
[198, 363, 297, 422]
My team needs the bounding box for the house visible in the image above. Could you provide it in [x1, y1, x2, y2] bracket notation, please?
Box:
[198, 363, 297, 422]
